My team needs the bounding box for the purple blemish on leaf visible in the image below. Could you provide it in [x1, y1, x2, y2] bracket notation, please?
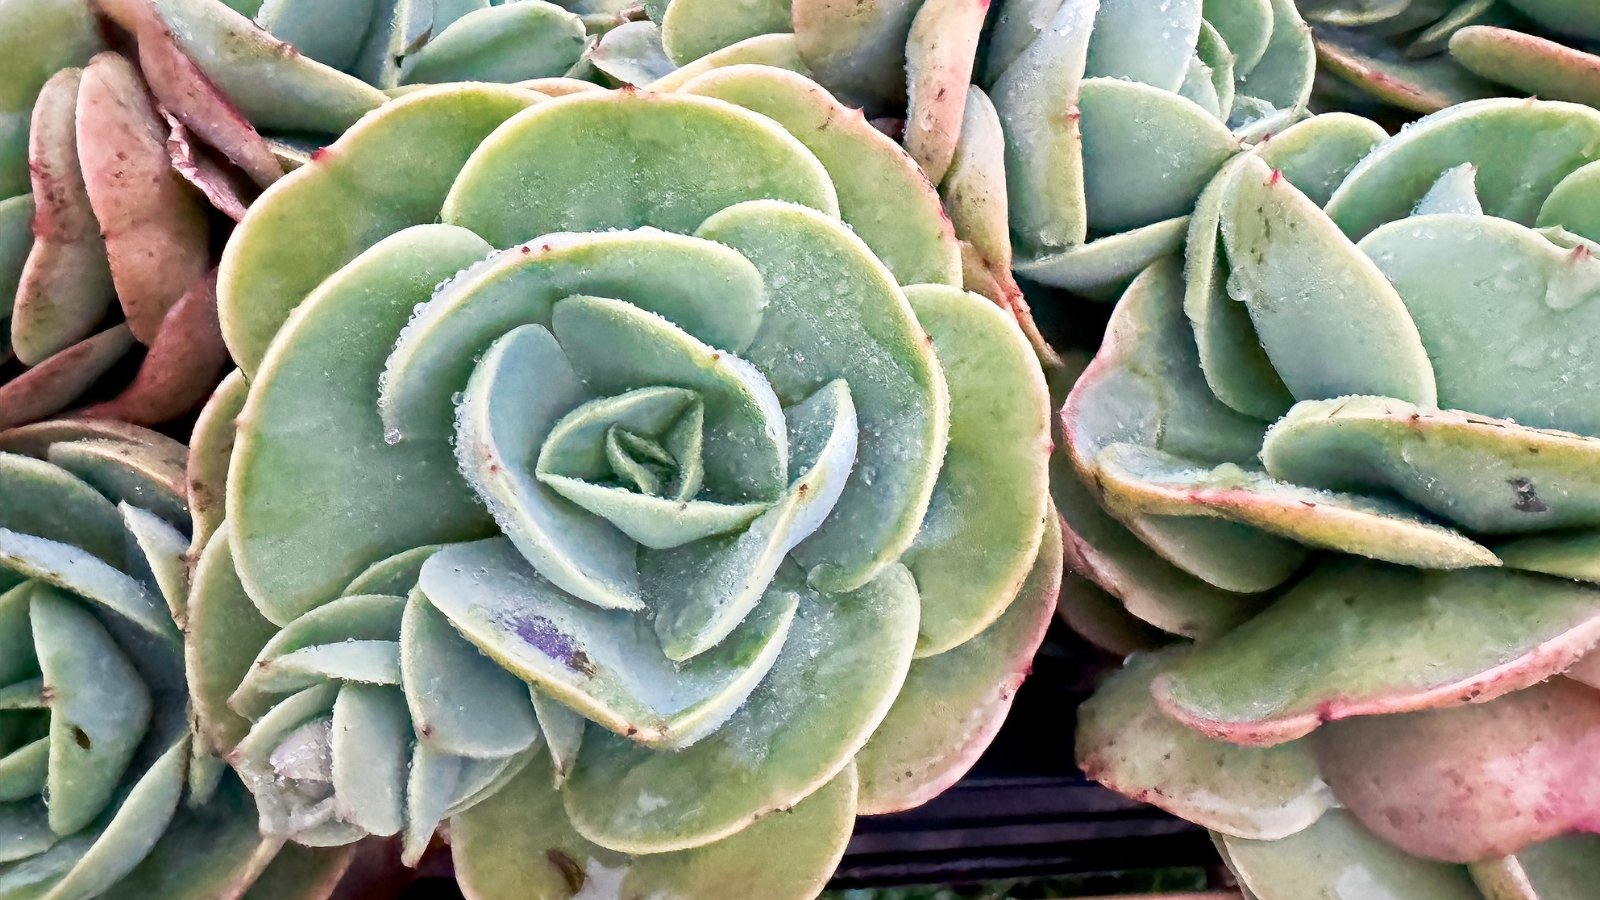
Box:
[508, 612, 596, 676]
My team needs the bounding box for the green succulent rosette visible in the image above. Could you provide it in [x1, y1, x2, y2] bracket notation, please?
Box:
[0, 420, 353, 900]
[191, 69, 1058, 897]
[1061, 96, 1600, 895]
[980, 0, 1317, 303]
[1304, 0, 1600, 114]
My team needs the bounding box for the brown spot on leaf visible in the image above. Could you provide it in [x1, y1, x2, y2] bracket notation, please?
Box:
[546, 849, 585, 893]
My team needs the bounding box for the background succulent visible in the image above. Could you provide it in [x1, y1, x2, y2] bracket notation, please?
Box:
[225, 0, 596, 91]
[0, 419, 352, 900]
[1060, 95, 1600, 895]
[189, 68, 1057, 898]
[0, 0, 394, 432]
[980, 0, 1317, 304]
[1305, 0, 1600, 114]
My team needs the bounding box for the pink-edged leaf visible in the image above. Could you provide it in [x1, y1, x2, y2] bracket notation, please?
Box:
[958, 241, 1061, 369]
[0, 326, 136, 431]
[1315, 677, 1600, 863]
[902, 0, 986, 184]
[12, 69, 115, 366]
[78, 270, 227, 426]
[0, 416, 187, 458]
[127, 3, 283, 187]
[1056, 569, 1166, 657]
[1079, 648, 1333, 841]
[1154, 561, 1600, 747]
[856, 512, 1062, 816]
[77, 52, 211, 344]
[1451, 25, 1600, 110]
[1566, 647, 1600, 691]
[164, 112, 253, 222]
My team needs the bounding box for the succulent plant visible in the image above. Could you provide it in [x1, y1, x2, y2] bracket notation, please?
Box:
[1062, 95, 1600, 894]
[980, 0, 1318, 303]
[0, 419, 354, 899]
[1305, 0, 1600, 114]
[0, 0, 394, 431]
[189, 67, 1057, 897]
[227, 0, 596, 91]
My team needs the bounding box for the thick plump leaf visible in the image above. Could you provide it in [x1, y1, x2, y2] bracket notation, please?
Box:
[699, 201, 947, 593]
[1096, 443, 1498, 570]
[676, 65, 961, 287]
[76, 52, 209, 345]
[420, 538, 795, 749]
[1017, 218, 1190, 302]
[1086, 0, 1203, 90]
[230, 594, 404, 720]
[0, 0, 102, 198]
[1266, 397, 1600, 534]
[453, 748, 855, 900]
[400, 590, 539, 758]
[1155, 561, 1600, 746]
[1080, 78, 1239, 234]
[102, 774, 277, 900]
[1063, 259, 1265, 477]
[1316, 678, 1600, 863]
[1221, 155, 1437, 406]
[46, 438, 187, 530]
[554, 297, 789, 501]
[1053, 451, 1270, 639]
[0, 194, 33, 316]
[186, 526, 278, 763]
[902, 0, 986, 184]
[329, 685, 408, 837]
[186, 371, 248, 556]
[33, 587, 151, 836]
[562, 564, 918, 853]
[400, 2, 587, 85]
[857, 513, 1061, 815]
[791, 0, 919, 110]
[589, 21, 677, 87]
[1221, 809, 1482, 900]
[1450, 26, 1600, 109]
[1360, 214, 1600, 435]
[381, 229, 767, 443]
[444, 91, 838, 247]
[1, 529, 175, 641]
[219, 85, 538, 375]
[119, 0, 385, 133]
[13, 69, 114, 367]
[1055, 570, 1167, 656]
[901, 286, 1050, 656]
[1470, 836, 1600, 900]
[988, 0, 1093, 253]
[0, 452, 124, 564]
[647, 33, 807, 91]
[660, 0, 792, 66]
[43, 737, 186, 900]
[228, 226, 498, 624]
[1077, 649, 1332, 840]
[1327, 98, 1600, 240]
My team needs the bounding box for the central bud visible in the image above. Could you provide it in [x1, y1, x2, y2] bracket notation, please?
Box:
[536, 385, 741, 546]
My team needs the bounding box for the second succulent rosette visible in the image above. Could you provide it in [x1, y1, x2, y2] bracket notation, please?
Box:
[189, 67, 1057, 898]
[1063, 96, 1600, 895]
